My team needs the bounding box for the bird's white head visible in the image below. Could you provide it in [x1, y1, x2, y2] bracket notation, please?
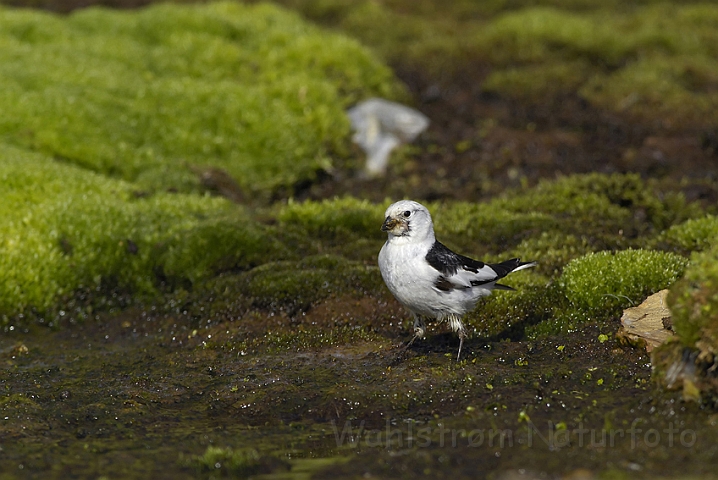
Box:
[381, 200, 435, 243]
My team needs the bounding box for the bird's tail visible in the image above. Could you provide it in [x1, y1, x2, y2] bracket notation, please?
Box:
[489, 259, 536, 291]
[489, 258, 537, 278]
[512, 260, 537, 272]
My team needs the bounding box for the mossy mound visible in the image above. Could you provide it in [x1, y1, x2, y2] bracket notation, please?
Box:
[525, 247, 688, 337]
[0, 145, 285, 323]
[240, 254, 384, 315]
[270, 173, 697, 270]
[278, 197, 384, 240]
[559, 249, 688, 320]
[276, 197, 386, 260]
[432, 173, 697, 262]
[476, 4, 718, 129]
[485, 4, 718, 129]
[0, 1, 402, 195]
[670, 244, 718, 354]
[655, 215, 718, 254]
[1, 164, 700, 338]
[661, 213, 718, 404]
[655, 241, 718, 406]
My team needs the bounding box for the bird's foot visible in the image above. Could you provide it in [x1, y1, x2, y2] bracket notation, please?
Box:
[405, 332, 421, 350]
[413, 317, 426, 339]
[456, 329, 466, 361]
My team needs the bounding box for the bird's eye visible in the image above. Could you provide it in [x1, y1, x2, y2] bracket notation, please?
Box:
[402, 210, 411, 218]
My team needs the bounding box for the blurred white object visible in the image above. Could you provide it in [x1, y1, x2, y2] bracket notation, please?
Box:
[347, 98, 429, 176]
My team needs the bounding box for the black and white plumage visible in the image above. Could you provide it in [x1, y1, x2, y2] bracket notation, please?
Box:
[378, 200, 536, 360]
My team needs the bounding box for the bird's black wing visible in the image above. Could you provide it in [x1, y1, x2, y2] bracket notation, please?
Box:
[426, 241, 535, 291]
[425, 241, 485, 277]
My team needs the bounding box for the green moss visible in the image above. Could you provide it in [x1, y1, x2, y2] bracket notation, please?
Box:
[184, 446, 286, 477]
[269, 173, 697, 268]
[278, 197, 385, 240]
[497, 173, 689, 230]
[275, 197, 388, 260]
[432, 201, 555, 257]
[158, 214, 283, 286]
[474, 4, 718, 126]
[469, 271, 556, 341]
[508, 232, 592, 276]
[432, 173, 696, 257]
[241, 254, 384, 314]
[0, 146, 285, 320]
[482, 60, 591, 99]
[476, 8, 632, 67]
[559, 249, 688, 320]
[0, 2, 402, 195]
[580, 53, 718, 127]
[655, 215, 718, 254]
[669, 243, 718, 352]
[337, 1, 461, 73]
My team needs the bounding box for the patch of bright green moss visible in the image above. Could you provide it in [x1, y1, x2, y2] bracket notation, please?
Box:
[0, 2, 402, 195]
[669, 243, 718, 353]
[559, 249, 688, 319]
[0, 145, 285, 321]
[158, 215, 282, 286]
[276, 197, 387, 260]
[655, 215, 718, 254]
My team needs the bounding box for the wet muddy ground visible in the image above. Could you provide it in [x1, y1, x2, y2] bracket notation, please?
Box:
[3, 294, 718, 478]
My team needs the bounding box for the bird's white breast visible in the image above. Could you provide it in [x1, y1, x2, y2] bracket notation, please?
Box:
[379, 237, 481, 319]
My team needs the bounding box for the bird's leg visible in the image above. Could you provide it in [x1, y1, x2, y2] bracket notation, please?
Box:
[406, 315, 426, 347]
[457, 329, 466, 361]
[447, 314, 466, 361]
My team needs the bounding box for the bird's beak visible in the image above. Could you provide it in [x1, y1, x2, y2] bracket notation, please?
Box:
[381, 216, 398, 232]
[382, 215, 408, 235]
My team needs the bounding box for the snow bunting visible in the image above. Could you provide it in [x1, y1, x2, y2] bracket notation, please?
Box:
[378, 200, 536, 360]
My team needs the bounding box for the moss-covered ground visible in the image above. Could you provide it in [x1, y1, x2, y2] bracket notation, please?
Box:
[2, 0, 718, 478]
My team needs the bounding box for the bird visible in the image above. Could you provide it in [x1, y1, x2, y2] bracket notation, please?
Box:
[378, 200, 536, 360]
